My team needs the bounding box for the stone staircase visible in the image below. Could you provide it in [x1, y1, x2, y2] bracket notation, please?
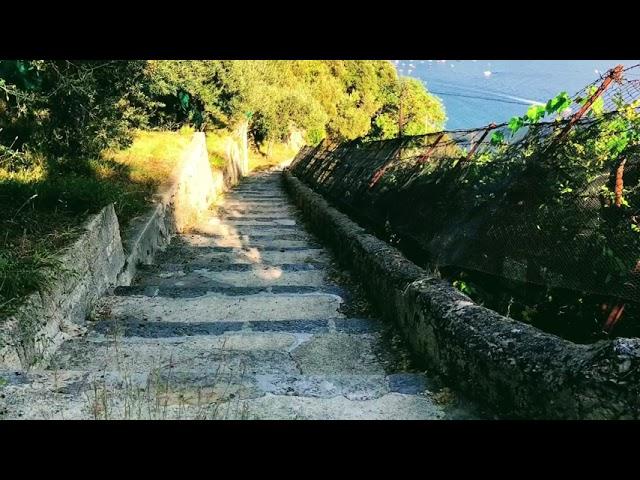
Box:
[0, 169, 482, 419]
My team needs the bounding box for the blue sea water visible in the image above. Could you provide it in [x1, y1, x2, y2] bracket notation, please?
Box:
[395, 60, 640, 130]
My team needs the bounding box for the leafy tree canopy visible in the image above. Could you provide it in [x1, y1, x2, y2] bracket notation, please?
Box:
[1, 60, 446, 172]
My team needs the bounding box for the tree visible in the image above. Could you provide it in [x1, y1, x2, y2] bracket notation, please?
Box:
[369, 76, 446, 140]
[0, 60, 148, 172]
[144, 60, 225, 129]
[1, 60, 448, 174]
[143, 60, 446, 149]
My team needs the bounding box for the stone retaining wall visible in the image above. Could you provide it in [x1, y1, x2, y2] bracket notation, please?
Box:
[0, 205, 125, 369]
[117, 132, 225, 285]
[0, 132, 231, 369]
[283, 169, 640, 419]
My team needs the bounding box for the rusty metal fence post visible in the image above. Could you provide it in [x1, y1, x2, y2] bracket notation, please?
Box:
[418, 132, 445, 164]
[463, 123, 497, 163]
[556, 64, 624, 143]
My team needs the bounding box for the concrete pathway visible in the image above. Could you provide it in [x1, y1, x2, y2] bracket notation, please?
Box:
[0, 169, 483, 419]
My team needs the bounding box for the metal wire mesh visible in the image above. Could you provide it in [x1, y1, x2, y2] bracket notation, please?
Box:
[290, 65, 640, 304]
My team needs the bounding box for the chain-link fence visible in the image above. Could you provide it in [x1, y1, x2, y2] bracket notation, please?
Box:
[290, 64, 640, 306]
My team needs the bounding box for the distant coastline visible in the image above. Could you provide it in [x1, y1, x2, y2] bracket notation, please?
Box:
[394, 60, 640, 130]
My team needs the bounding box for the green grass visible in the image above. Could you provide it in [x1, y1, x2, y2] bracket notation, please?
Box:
[249, 140, 298, 172]
[0, 129, 191, 317]
[205, 128, 298, 173]
[104, 127, 193, 188]
[205, 130, 230, 170]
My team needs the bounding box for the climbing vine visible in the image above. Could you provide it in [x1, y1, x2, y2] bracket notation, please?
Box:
[444, 84, 640, 338]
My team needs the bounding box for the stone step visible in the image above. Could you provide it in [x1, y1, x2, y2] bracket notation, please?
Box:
[184, 232, 313, 243]
[138, 262, 324, 273]
[50, 331, 387, 376]
[170, 245, 325, 253]
[153, 246, 329, 266]
[115, 284, 344, 298]
[134, 267, 327, 289]
[229, 190, 286, 196]
[220, 195, 287, 202]
[94, 291, 345, 323]
[197, 219, 303, 231]
[173, 233, 319, 249]
[205, 218, 298, 226]
[223, 198, 289, 205]
[188, 223, 306, 237]
[0, 369, 453, 420]
[223, 392, 446, 420]
[218, 201, 292, 210]
[216, 195, 290, 202]
[215, 206, 297, 216]
[2, 369, 429, 401]
[217, 214, 297, 221]
[86, 317, 381, 338]
[217, 201, 291, 208]
[224, 194, 289, 200]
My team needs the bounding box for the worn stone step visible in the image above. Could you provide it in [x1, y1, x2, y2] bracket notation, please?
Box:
[154, 246, 329, 266]
[229, 178, 283, 184]
[49, 331, 388, 376]
[252, 372, 432, 399]
[116, 283, 344, 298]
[86, 317, 381, 338]
[217, 214, 297, 221]
[202, 229, 300, 239]
[206, 217, 298, 226]
[196, 220, 303, 231]
[223, 392, 446, 420]
[138, 263, 324, 273]
[51, 337, 303, 375]
[2, 392, 447, 420]
[94, 292, 345, 323]
[175, 237, 316, 250]
[215, 206, 297, 216]
[225, 194, 288, 200]
[223, 198, 289, 205]
[188, 223, 306, 235]
[134, 267, 327, 289]
[2, 369, 428, 400]
[220, 195, 287, 202]
[218, 201, 291, 210]
[216, 196, 290, 203]
[182, 230, 309, 242]
[227, 186, 287, 194]
[217, 202, 292, 209]
[170, 245, 324, 253]
[173, 233, 319, 249]
[0, 370, 456, 420]
[186, 232, 312, 243]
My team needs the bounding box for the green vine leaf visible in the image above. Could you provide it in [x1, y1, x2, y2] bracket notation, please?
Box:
[526, 104, 546, 123]
[490, 131, 505, 145]
[508, 116, 525, 134]
[591, 96, 605, 116]
[545, 91, 571, 115]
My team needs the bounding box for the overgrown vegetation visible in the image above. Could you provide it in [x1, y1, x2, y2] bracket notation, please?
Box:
[0, 129, 191, 317]
[146, 60, 445, 146]
[441, 89, 640, 341]
[290, 69, 640, 342]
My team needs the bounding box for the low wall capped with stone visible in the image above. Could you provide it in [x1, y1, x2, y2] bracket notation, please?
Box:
[0, 132, 232, 369]
[283, 169, 640, 419]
